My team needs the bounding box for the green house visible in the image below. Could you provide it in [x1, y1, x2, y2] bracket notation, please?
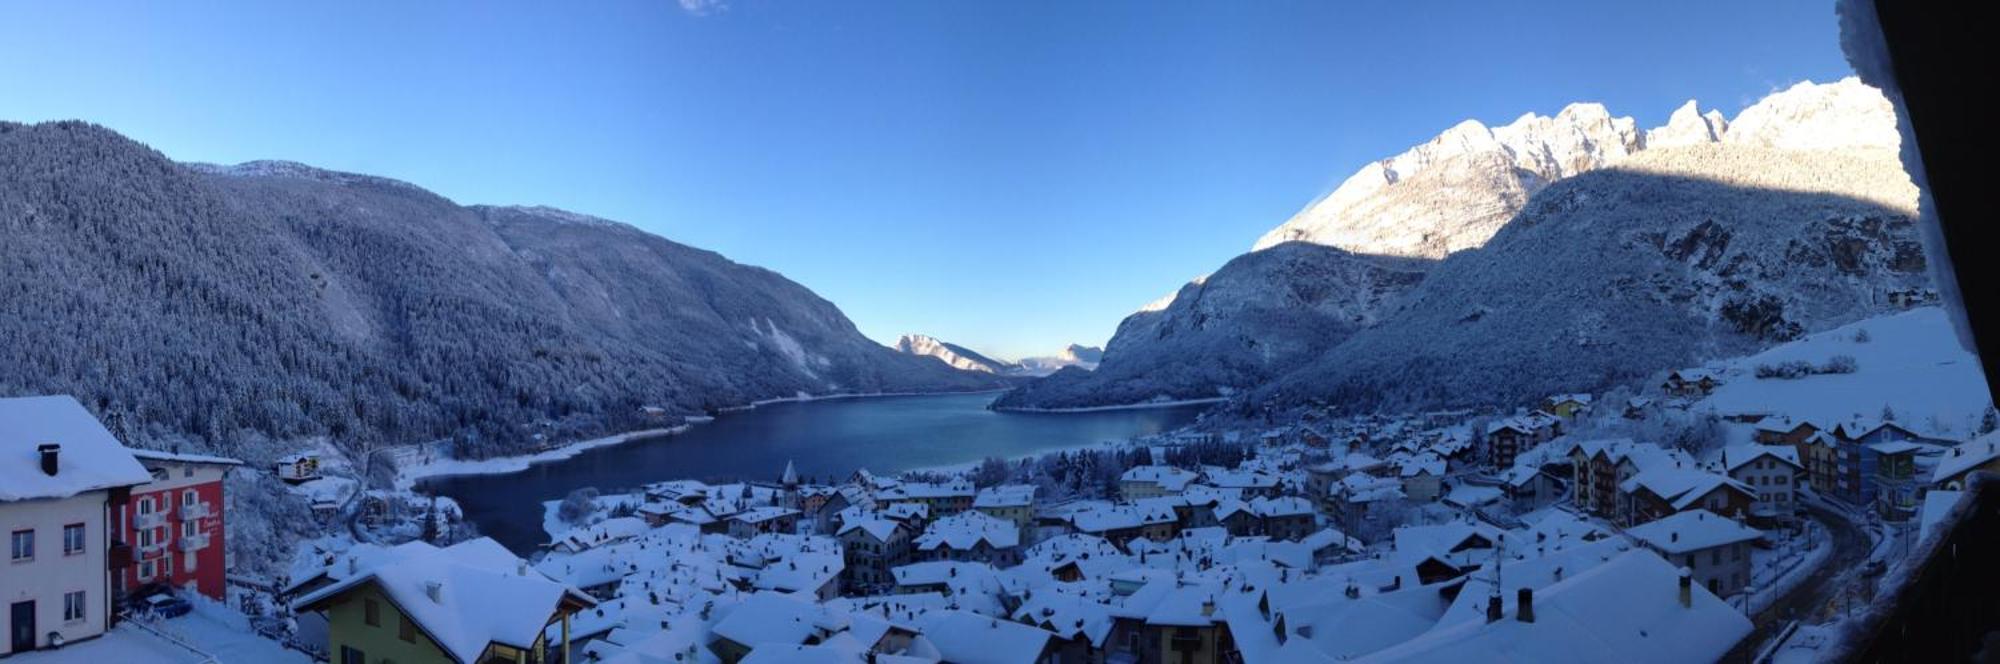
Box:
[295, 538, 594, 664]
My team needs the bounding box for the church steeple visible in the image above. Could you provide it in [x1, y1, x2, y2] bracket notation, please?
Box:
[781, 459, 799, 487]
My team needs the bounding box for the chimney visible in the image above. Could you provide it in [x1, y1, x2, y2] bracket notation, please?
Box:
[1486, 592, 1503, 623]
[425, 581, 443, 603]
[38, 443, 59, 476]
[1678, 568, 1692, 608]
[1200, 598, 1216, 617]
[1516, 588, 1535, 623]
[518, 560, 529, 576]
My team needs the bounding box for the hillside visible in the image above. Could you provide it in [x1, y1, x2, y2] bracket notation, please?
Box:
[999, 79, 1924, 412]
[0, 121, 1003, 461]
[1693, 307, 1992, 437]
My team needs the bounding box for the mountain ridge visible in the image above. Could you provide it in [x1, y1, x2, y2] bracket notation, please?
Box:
[0, 120, 1004, 461]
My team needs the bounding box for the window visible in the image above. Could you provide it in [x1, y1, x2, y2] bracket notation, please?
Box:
[184, 553, 197, 573]
[364, 598, 381, 626]
[183, 489, 199, 511]
[63, 590, 85, 622]
[11, 529, 32, 561]
[182, 521, 198, 539]
[63, 523, 84, 555]
[138, 496, 156, 515]
[140, 559, 156, 580]
[183, 466, 194, 478]
[138, 528, 155, 548]
[340, 645, 365, 664]
[399, 614, 417, 642]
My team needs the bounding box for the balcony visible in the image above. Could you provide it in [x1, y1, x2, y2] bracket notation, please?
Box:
[176, 534, 209, 552]
[180, 502, 210, 521]
[133, 511, 166, 530]
[137, 539, 168, 560]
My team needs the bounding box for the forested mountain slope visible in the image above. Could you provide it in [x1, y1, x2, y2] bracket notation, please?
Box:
[0, 121, 1001, 460]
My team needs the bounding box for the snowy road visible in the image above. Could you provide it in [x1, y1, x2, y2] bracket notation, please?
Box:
[1736, 503, 1872, 659]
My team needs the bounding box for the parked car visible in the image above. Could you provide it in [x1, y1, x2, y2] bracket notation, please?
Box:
[137, 593, 192, 619]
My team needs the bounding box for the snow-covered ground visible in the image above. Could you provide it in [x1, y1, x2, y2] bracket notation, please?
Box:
[1, 624, 208, 664]
[1697, 307, 1993, 436]
[395, 426, 685, 489]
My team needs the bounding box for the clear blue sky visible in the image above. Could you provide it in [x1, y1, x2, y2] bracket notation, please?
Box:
[0, 1, 1853, 359]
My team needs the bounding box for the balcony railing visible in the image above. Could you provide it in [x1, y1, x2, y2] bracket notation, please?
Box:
[180, 502, 210, 521]
[133, 512, 166, 530]
[176, 534, 209, 552]
[138, 539, 168, 560]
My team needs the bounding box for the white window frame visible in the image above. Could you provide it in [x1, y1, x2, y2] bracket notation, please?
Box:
[139, 559, 156, 580]
[64, 590, 85, 622]
[183, 488, 199, 511]
[10, 529, 32, 561]
[138, 496, 157, 515]
[63, 523, 85, 555]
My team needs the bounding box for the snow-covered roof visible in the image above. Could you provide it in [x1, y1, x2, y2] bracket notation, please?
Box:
[1918, 490, 1966, 545]
[914, 511, 1020, 552]
[0, 395, 152, 501]
[555, 516, 650, 552]
[1720, 444, 1803, 472]
[294, 538, 592, 664]
[880, 480, 974, 501]
[912, 609, 1053, 664]
[1357, 550, 1751, 664]
[972, 484, 1036, 509]
[1933, 435, 2000, 484]
[1619, 469, 1751, 511]
[836, 511, 904, 542]
[711, 591, 843, 649]
[732, 506, 802, 524]
[1867, 440, 1925, 456]
[1625, 510, 1760, 555]
[127, 448, 244, 466]
[1119, 465, 1200, 492]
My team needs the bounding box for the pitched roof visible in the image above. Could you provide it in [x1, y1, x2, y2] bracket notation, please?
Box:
[295, 538, 592, 664]
[912, 609, 1054, 664]
[0, 395, 152, 501]
[1357, 550, 1751, 664]
[1625, 510, 1760, 554]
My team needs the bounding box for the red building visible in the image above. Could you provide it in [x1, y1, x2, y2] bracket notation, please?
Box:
[113, 449, 241, 602]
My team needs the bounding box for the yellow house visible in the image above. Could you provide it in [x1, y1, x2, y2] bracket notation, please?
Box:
[295, 538, 593, 664]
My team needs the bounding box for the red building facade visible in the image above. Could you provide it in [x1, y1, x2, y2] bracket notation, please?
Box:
[114, 450, 239, 601]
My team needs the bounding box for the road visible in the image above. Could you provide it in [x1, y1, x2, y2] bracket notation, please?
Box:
[1736, 503, 1873, 659]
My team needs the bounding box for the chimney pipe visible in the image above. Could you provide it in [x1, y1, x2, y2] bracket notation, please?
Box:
[38, 443, 59, 476]
[425, 581, 443, 603]
[1516, 588, 1535, 623]
[1486, 592, 1503, 623]
[1678, 568, 1692, 608]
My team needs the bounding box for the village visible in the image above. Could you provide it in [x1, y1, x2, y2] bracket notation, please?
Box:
[6, 314, 1998, 664]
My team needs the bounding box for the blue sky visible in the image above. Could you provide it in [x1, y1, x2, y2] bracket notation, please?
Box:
[0, 1, 1854, 359]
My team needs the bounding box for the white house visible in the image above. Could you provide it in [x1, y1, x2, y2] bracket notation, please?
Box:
[1720, 445, 1804, 524]
[1625, 509, 1761, 598]
[1, 396, 152, 656]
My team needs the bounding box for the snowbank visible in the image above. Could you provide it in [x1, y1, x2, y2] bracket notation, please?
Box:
[396, 427, 685, 489]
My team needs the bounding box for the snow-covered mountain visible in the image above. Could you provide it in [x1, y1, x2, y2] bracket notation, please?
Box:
[0, 121, 1006, 459]
[998, 78, 1925, 412]
[895, 334, 1021, 374]
[1015, 344, 1104, 376]
[894, 335, 1102, 377]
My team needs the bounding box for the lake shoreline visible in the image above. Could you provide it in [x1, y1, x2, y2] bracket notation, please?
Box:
[401, 388, 1013, 488]
[990, 396, 1227, 413]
